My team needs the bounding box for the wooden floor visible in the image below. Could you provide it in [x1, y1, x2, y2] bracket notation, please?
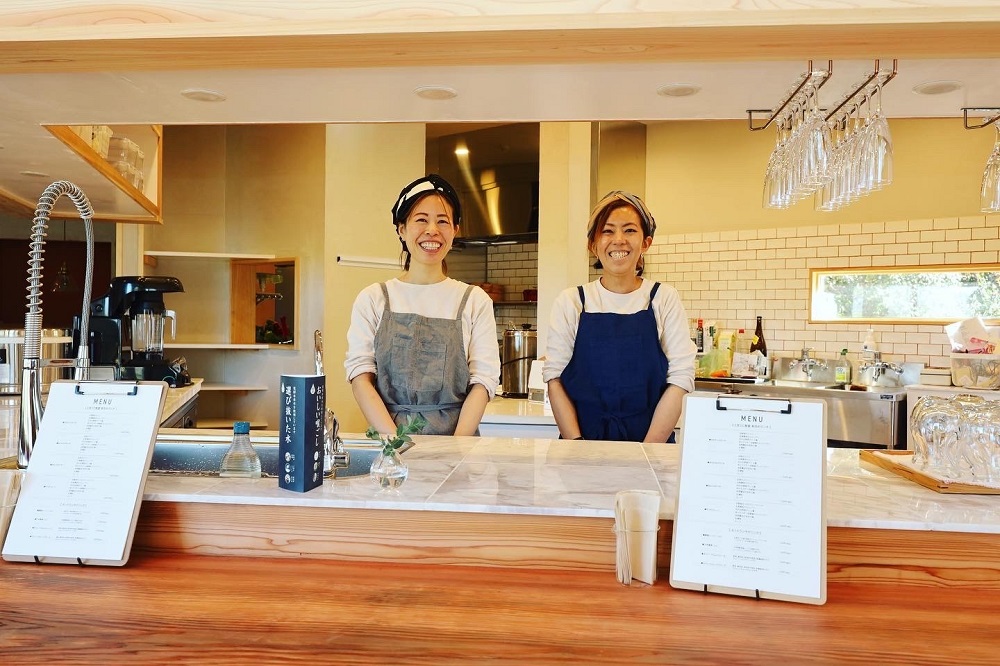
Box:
[2, 550, 998, 664]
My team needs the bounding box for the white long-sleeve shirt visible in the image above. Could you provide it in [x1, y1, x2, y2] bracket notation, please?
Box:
[345, 277, 501, 398]
[543, 278, 696, 393]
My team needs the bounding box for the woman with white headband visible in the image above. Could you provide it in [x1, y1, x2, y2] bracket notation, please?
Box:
[345, 174, 500, 436]
[544, 191, 696, 442]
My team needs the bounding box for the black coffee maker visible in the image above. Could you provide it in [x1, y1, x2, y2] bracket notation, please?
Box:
[74, 276, 191, 387]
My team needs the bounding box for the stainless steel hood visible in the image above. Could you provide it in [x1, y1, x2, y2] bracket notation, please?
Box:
[454, 163, 538, 246]
[429, 123, 539, 246]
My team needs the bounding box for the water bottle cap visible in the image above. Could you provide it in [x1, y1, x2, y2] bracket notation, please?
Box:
[233, 421, 251, 435]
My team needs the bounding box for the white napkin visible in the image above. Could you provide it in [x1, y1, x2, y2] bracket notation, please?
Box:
[614, 490, 662, 585]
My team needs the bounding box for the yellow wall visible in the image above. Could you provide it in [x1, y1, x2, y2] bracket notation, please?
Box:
[324, 123, 426, 433]
[536, 122, 595, 355]
[645, 118, 997, 234]
[150, 124, 325, 427]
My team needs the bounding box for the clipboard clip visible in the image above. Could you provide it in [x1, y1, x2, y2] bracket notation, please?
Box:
[74, 381, 140, 396]
[716, 396, 792, 414]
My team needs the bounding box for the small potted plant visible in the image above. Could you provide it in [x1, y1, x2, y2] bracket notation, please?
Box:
[366, 414, 427, 490]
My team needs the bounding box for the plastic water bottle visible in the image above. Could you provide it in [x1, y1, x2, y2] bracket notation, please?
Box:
[220, 421, 262, 478]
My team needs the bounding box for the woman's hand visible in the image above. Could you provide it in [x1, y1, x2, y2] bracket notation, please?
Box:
[547, 378, 584, 440]
[350, 373, 397, 434]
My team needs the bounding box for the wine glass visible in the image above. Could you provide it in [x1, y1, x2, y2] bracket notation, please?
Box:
[981, 124, 1000, 214]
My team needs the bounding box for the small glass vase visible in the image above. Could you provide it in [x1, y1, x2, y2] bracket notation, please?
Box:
[370, 448, 409, 491]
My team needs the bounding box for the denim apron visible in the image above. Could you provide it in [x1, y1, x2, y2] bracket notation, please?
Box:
[373, 282, 474, 435]
[561, 282, 670, 442]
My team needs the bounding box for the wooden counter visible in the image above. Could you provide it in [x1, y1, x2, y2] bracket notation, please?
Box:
[3, 433, 1000, 662]
[2, 549, 998, 664]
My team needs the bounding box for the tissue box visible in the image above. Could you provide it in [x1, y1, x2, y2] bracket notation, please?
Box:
[278, 374, 326, 492]
[950, 353, 1000, 389]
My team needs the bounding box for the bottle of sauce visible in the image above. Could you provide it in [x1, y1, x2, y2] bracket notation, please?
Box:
[750, 316, 767, 355]
[696, 318, 704, 353]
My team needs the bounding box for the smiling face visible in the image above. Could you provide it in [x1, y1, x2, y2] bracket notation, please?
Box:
[397, 192, 457, 268]
[590, 204, 652, 277]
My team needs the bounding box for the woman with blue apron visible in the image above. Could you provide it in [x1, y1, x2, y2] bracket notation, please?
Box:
[344, 174, 501, 436]
[544, 191, 697, 442]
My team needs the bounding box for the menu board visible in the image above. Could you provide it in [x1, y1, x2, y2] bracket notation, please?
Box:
[670, 392, 827, 605]
[2, 380, 166, 566]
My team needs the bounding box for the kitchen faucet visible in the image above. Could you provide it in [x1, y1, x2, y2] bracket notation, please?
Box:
[314, 329, 349, 475]
[859, 351, 902, 384]
[788, 347, 828, 380]
[18, 181, 97, 469]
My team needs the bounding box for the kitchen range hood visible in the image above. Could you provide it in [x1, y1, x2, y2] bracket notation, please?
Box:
[453, 164, 538, 246]
[429, 122, 540, 247]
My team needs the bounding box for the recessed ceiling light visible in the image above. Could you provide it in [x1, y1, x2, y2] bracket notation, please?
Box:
[656, 83, 701, 98]
[20, 170, 50, 178]
[180, 88, 227, 102]
[414, 85, 458, 101]
[912, 80, 963, 96]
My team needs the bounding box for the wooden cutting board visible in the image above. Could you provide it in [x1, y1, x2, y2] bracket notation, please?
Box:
[859, 449, 1000, 495]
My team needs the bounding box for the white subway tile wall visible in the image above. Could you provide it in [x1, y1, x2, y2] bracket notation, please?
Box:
[449, 243, 539, 339]
[645, 215, 1000, 369]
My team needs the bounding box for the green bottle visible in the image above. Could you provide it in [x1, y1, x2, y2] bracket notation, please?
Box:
[834, 349, 852, 385]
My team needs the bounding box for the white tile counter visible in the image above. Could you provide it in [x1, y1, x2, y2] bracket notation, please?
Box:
[134, 437, 1000, 535]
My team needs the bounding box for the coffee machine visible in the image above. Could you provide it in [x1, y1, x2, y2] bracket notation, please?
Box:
[74, 275, 190, 387]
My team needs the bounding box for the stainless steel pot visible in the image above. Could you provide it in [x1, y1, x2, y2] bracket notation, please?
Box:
[0, 328, 72, 395]
[501, 323, 537, 398]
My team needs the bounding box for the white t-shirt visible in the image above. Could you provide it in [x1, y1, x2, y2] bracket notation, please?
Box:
[543, 277, 696, 393]
[345, 277, 501, 398]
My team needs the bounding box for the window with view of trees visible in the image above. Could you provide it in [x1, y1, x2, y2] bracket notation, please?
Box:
[810, 266, 1000, 323]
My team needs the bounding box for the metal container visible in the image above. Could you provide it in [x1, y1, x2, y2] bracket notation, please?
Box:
[0, 329, 73, 395]
[501, 324, 537, 398]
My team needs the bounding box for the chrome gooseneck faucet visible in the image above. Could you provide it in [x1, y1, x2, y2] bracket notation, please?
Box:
[19, 181, 96, 469]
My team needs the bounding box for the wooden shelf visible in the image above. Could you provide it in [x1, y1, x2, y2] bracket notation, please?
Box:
[200, 382, 269, 392]
[46, 124, 161, 222]
[493, 300, 537, 306]
[165, 343, 269, 350]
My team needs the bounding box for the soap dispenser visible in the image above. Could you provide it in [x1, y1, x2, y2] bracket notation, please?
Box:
[861, 327, 878, 360]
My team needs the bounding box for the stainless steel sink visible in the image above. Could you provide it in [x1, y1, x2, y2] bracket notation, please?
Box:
[150, 431, 382, 478]
[818, 384, 904, 393]
[693, 378, 907, 448]
[768, 379, 834, 389]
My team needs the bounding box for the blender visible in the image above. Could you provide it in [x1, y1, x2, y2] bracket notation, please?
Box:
[74, 275, 190, 387]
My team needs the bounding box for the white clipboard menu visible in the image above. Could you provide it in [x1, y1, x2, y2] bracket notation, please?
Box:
[2, 380, 167, 566]
[669, 392, 827, 605]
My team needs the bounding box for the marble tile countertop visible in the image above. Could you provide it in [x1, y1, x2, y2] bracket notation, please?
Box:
[129, 436, 1000, 535]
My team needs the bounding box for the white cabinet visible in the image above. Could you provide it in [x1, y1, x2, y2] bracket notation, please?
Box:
[479, 422, 559, 439]
[480, 397, 558, 439]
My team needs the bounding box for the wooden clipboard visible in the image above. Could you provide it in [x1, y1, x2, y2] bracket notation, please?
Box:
[669, 391, 828, 605]
[2, 380, 167, 566]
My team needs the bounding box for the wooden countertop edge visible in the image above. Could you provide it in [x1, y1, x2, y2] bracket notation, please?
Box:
[133, 501, 1000, 588]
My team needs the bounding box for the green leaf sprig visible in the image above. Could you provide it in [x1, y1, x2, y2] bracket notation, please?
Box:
[366, 414, 428, 456]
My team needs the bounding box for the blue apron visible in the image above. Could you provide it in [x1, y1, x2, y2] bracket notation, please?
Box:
[561, 282, 670, 442]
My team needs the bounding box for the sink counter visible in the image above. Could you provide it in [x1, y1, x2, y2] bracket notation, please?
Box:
[0, 379, 202, 461]
[137, 438, 1000, 534]
[115, 435, 1000, 586]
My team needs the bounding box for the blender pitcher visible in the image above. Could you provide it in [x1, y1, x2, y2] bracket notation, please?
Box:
[132, 308, 176, 356]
